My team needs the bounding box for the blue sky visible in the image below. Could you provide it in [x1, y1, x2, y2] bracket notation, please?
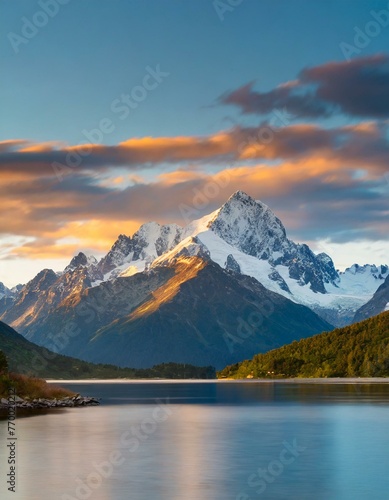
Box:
[1, 0, 389, 286]
[2, 0, 387, 142]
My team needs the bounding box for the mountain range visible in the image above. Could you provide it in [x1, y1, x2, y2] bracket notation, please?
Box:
[0, 191, 387, 369]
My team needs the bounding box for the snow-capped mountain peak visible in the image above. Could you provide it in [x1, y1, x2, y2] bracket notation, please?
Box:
[148, 191, 387, 325]
[100, 234, 133, 273]
[336, 264, 389, 292]
[4, 190, 385, 328]
[208, 190, 288, 261]
[341, 263, 388, 279]
[64, 252, 98, 272]
[178, 192, 339, 296]
[132, 222, 182, 261]
[0, 282, 13, 300]
[98, 222, 183, 280]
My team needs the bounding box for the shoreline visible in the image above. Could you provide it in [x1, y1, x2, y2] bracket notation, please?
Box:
[46, 377, 389, 384]
[0, 394, 100, 411]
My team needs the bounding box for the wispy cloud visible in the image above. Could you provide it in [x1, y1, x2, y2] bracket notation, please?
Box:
[1, 120, 389, 176]
[220, 54, 389, 119]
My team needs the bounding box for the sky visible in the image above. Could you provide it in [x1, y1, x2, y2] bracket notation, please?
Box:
[1, 0, 389, 287]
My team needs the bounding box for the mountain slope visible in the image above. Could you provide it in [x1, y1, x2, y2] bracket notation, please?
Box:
[2, 256, 331, 370]
[353, 275, 389, 323]
[218, 311, 389, 378]
[0, 319, 130, 378]
[0, 266, 96, 331]
[0, 282, 12, 300]
[17, 265, 176, 354]
[0, 321, 215, 379]
[72, 257, 331, 369]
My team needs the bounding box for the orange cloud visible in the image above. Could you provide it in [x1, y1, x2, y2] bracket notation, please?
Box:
[1, 122, 388, 178]
[9, 219, 142, 261]
[11, 242, 82, 260]
[0, 122, 388, 264]
[19, 141, 66, 153]
[157, 169, 206, 185]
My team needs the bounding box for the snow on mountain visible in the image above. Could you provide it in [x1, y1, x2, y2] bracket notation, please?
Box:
[207, 191, 289, 260]
[337, 264, 388, 293]
[0, 282, 23, 300]
[0, 282, 13, 300]
[5, 191, 384, 328]
[156, 191, 338, 292]
[64, 252, 98, 272]
[151, 191, 387, 326]
[62, 252, 102, 285]
[98, 222, 182, 281]
[98, 234, 133, 277]
[10, 284, 24, 295]
[134, 222, 182, 259]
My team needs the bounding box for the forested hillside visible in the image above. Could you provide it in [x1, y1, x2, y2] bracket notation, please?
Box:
[218, 312, 389, 379]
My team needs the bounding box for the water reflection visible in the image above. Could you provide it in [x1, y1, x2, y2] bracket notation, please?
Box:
[0, 382, 388, 500]
[56, 380, 389, 406]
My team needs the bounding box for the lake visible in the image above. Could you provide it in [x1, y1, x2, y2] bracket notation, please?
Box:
[1, 380, 388, 500]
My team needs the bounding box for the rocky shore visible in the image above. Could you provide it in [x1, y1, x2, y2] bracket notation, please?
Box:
[0, 394, 100, 410]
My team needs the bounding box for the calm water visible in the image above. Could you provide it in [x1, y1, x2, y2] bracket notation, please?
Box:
[1, 380, 389, 500]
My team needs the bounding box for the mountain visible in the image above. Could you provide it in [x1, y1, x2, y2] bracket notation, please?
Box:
[196, 191, 338, 293]
[0, 320, 215, 379]
[0, 266, 94, 331]
[1, 256, 331, 370]
[2, 192, 386, 328]
[0, 283, 18, 315]
[0, 191, 386, 369]
[0, 282, 12, 300]
[154, 192, 387, 325]
[353, 275, 389, 323]
[73, 257, 331, 369]
[97, 223, 182, 280]
[0, 282, 23, 298]
[218, 311, 389, 378]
